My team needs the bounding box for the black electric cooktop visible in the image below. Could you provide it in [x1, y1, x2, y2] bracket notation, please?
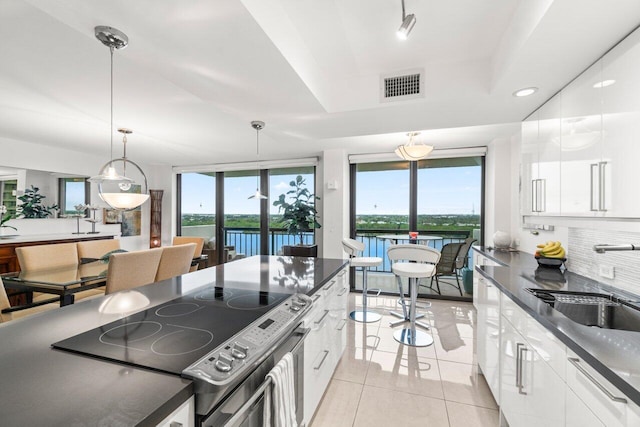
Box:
[52, 287, 291, 375]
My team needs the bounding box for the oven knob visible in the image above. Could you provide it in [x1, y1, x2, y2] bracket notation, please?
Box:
[231, 342, 249, 359]
[215, 352, 234, 372]
[290, 302, 302, 312]
[295, 296, 307, 306]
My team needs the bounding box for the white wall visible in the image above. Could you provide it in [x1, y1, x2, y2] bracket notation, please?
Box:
[0, 136, 151, 250]
[319, 149, 349, 259]
[485, 137, 513, 245]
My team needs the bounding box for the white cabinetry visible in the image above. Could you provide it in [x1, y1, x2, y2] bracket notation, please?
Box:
[523, 26, 640, 218]
[302, 267, 348, 426]
[565, 349, 640, 427]
[500, 299, 565, 427]
[156, 395, 195, 427]
[521, 95, 562, 216]
[601, 29, 640, 217]
[476, 275, 501, 401]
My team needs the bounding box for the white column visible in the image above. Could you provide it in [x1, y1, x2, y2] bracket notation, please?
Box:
[319, 149, 349, 259]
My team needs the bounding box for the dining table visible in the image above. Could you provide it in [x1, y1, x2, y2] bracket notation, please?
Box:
[1, 259, 109, 307]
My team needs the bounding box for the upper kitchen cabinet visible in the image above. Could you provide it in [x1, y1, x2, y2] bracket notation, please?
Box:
[521, 95, 561, 217]
[537, 94, 562, 215]
[559, 60, 604, 217]
[601, 29, 640, 217]
[521, 112, 539, 216]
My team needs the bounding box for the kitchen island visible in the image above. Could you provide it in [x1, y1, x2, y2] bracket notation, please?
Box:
[0, 255, 347, 426]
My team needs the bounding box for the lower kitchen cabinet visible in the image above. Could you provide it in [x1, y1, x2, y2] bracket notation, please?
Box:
[156, 395, 195, 427]
[500, 317, 565, 427]
[476, 276, 500, 400]
[302, 267, 348, 426]
[565, 349, 640, 427]
[565, 385, 604, 427]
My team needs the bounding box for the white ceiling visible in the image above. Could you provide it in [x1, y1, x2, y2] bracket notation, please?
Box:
[1, 0, 639, 167]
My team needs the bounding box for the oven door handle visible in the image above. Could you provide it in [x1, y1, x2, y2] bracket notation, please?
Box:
[222, 327, 310, 427]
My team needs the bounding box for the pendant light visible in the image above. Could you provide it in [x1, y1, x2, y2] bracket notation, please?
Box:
[248, 121, 267, 200]
[89, 26, 149, 210]
[394, 132, 434, 161]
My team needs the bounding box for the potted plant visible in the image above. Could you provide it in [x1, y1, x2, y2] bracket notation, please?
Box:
[273, 175, 321, 257]
[17, 185, 59, 218]
[0, 205, 17, 236]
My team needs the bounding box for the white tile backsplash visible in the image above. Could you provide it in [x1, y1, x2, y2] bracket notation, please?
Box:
[568, 228, 640, 295]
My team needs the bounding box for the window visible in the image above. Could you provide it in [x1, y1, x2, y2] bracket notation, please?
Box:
[179, 171, 216, 248]
[58, 177, 89, 216]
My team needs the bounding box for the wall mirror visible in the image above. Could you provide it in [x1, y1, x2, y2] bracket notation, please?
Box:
[0, 167, 89, 218]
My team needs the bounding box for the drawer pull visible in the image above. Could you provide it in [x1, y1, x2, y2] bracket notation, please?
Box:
[315, 309, 330, 326]
[312, 294, 321, 302]
[336, 319, 346, 331]
[337, 287, 348, 297]
[314, 350, 330, 370]
[568, 357, 627, 404]
[324, 280, 336, 291]
[338, 269, 347, 277]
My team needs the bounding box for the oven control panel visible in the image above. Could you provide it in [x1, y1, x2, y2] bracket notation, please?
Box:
[183, 293, 312, 384]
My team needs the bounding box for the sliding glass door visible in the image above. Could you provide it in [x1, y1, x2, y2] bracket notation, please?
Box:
[351, 156, 484, 301]
[224, 171, 261, 258]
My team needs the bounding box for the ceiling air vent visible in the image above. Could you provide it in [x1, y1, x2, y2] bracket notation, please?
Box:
[380, 70, 424, 103]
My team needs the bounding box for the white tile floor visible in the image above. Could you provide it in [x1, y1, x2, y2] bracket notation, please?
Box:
[309, 293, 498, 427]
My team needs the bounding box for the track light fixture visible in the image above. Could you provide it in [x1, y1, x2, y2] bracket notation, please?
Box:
[397, 0, 416, 40]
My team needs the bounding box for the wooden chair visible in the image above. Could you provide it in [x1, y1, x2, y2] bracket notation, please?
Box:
[172, 236, 205, 272]
[77, 239, 121, 263]
[105, 248, 163, 295]
[16, 242, 78, 270]
[155, 243, 197, 282]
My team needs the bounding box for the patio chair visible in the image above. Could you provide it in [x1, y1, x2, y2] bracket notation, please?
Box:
[427, 237, 476, 296]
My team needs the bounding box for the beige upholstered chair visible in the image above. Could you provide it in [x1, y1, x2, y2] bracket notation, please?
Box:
[105, 248, 163, 295]
[77, 239, 121, 263]
[172, 236, 205, 272]
[16, 243, 78, 270]
[155, 243, 197, 282]
[0, 278, 56, 323]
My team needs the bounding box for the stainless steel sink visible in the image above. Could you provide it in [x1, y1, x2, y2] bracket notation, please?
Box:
[525, 289, 640, 333]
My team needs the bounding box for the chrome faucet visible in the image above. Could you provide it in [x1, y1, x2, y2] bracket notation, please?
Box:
[593, 244, 639, 253]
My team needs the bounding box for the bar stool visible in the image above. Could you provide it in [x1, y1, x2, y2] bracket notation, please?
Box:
[387, 244, 441, 347]
[342, 238, 382, 323]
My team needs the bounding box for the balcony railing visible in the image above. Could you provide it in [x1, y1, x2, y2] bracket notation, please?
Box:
[224, 227, 314, 256]
[354, 229, 472, 272]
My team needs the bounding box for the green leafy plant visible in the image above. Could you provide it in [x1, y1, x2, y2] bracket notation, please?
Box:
[273, 175, 321, 246]
[0, 205, 16, 231]
[17, 185, 59, 219]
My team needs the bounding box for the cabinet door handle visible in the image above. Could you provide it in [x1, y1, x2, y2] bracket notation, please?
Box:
[590, 163, 599, 211]
[568, 357, 627, 403]
[336, 319, 347, 331]
[315, 309, 330, 326]
[538, 179, 546, 212]
[312, 294, 321, 302]
[531, 180, 537, 212]
[324, 280, 336, 291]
[599, 162, 607, 212]
[337, 287, 348, 296]
[338, 269, 347, 277]
[314, 350, 330, 370]
[517, 344, 528, 395]
[515, 342, 523, 388]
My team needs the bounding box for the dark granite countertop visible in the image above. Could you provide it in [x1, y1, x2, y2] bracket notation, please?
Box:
[473, 246, 640, 406]
[0, 255, 347, 426]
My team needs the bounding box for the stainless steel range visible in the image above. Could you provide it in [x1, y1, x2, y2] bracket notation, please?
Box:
[53, 286, 312, 425]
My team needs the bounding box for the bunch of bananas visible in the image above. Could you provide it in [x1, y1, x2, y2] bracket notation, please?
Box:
[535, 241, 566, 259]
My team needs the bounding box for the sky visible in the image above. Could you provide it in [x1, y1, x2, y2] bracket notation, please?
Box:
[181, 172, 315, 215]
[181, 165, 481, 216]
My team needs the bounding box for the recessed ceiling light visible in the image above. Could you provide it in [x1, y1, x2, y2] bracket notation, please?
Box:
[513, 87, 538, 97]
[593, 79, 616, 88]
